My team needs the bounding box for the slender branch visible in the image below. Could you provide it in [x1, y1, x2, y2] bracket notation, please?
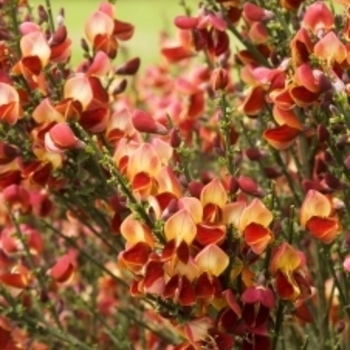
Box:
[45, 0, 55, 33]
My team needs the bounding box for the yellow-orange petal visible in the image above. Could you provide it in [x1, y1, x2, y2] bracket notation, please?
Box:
[20, 32, 51, 67]
[120, 214, 155, 248]
[222, 202, 246, 229]
[32, 98, 64, 123]
[164, 257, 199, 281]
[314, 31, 347, 64]
[300, 189, 332, 227]
[178, 197, 203, 224]
[85, 11, 114, 43]
[64, 74, 92, 109]
[270, 242, 301, 275]
[273, 106, 302, 130]
[195, 244, 229, 276]
[127, 143, 161, 180]
[156, 166, 182, 198]
[164, 209, 197, 245]
[0, 83, 22, 125]
[184, 317, 213, 344]
[200, 178, 228, 208]
[239, 198, 273, 231]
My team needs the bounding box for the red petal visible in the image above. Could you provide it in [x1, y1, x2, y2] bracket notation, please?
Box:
[50, 254, 74, 283]
[263, 124, 300, 150]
[131, 172, 152, 192]
[0, 273, 27, 288]
[306, 216, 339, 243]
[113, 19, 134, 41]
[275, 270, 298, 300]
[121, 242, 151, 266]
[244, 223, 273, 254]
[179, 276, 196, 306]
[239, 86, 265, 117]
[176, 240, 190, 264]
[174, 16, 199, 29]
[144, 261, 164, 294]
[195, 272, 214, 299]
[196, 223, 226, 245]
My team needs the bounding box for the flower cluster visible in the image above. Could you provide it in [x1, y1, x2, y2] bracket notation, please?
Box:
[1, 0, 350, 349]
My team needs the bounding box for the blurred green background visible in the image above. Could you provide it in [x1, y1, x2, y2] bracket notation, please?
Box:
[31, 0, 197, 68]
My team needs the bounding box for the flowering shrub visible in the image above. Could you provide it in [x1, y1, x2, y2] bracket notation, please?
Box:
[1, 0, 350, 349]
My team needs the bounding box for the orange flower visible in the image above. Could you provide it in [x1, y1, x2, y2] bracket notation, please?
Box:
[85, 2, 134, 59]
[200, 178, 227, 223]
[239, 199, 274, 254]
[300, 190, 340, 244]
[126, 143, 162, 200]
[302, 1, 334, 33]
[270, 242, 307, 300]
[0, 83, 23, 125]
[314, 32, 347, 65]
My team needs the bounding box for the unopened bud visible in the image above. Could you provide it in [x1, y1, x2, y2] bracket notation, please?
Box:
[131, 109, 168, 135]
[170, 128, 182, 148]
[317, 124, 330, 143]
[335, 320, 346, 334]
[81, 38, 89, 53]
[113, 79, 128, 96]
[188, 181, 204, 198]
[115, 57, 141, 75]
[227, 175, 239, 194]
[210, 67, 229, 91]
[38, 5, 48, 23]
[237, 175, 264, 197]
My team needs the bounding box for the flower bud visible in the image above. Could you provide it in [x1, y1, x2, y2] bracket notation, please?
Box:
[38, 5, 48, 23]
[210, 67, 229, 91]
[324, 173, 342, 189]
[317, 124, 330, 143]
[335, 320, 346, 333]
[113, 79, 128, 95]
[188, 181, 204, 198]
[0, 142, 20, 160]
[245, 148, 266, 161]
[115, 57, 141, 75]
[227, 175, 239, 194]
[237, 175, 264, 197]
[170, 128, 182, 148]
[81, 38, 89, 53]
[131, 109, 168, 135]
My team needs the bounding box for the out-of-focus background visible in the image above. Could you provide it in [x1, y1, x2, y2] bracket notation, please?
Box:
[31, 0, 198, 68]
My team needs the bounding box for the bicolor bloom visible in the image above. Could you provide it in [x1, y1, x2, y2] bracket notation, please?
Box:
[300, 190, 340, 243]
[270, 242, 308, 300]
[0, 83, 23, 125]
[239, 199, 274, 254]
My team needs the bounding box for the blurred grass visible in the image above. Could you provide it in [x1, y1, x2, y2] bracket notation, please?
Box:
[31, 0, 197, 68]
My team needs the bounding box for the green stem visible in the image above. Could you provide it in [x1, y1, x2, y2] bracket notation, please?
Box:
[41, 220, 129, 289]
[45, 0, 55, 33]
[5, 205, 63, 331]
[220, 92, 234, 176]
[272, 148, 302, 206]
[272, 301, 284, 350]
